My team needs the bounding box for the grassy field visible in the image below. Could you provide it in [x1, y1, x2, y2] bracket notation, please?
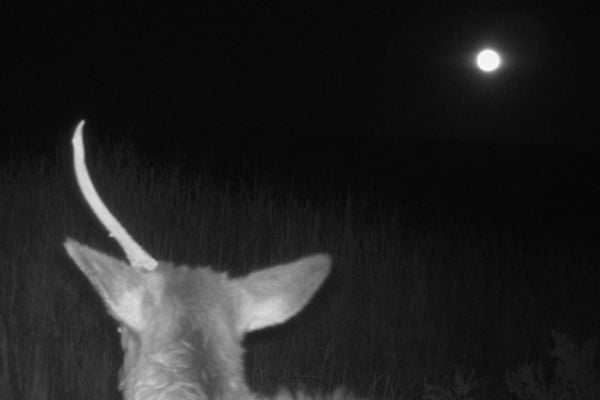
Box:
[1, 139, 599, 399]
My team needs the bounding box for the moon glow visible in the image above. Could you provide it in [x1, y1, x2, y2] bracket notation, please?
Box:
[476, 49, 501, 72]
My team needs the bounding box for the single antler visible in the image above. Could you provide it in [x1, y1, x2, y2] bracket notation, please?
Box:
[72, 120, 158, 271]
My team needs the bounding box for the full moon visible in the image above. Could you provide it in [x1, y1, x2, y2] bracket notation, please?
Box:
[476, 49, 501, 73]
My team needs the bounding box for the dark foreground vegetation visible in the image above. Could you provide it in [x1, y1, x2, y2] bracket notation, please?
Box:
[1, 136, 599, 399]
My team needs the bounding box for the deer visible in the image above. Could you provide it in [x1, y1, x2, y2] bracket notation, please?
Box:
[63, 121, 354, 400]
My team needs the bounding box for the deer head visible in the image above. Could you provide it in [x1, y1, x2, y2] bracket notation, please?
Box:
[64, 121, 331, 400]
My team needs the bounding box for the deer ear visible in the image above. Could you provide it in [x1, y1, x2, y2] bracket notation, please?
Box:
[232, 254, 331, 334]
[64, 238, 150, 331]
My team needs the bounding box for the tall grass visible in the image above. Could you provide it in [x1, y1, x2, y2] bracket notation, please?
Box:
[1, 139, 598, 399]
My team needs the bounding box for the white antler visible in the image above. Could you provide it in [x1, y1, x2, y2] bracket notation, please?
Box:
[72, 120, 158, 271]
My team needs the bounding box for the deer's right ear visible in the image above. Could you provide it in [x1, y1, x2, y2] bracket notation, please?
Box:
[64, 238, 150, 331]
[231, 254, 331, 334]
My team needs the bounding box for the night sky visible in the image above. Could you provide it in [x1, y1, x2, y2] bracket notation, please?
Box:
[4, 2, 597, 152]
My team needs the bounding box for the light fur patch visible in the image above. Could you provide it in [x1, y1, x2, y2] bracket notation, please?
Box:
[119, 289, 146, 331]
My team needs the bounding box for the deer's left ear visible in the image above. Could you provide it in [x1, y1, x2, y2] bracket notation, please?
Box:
[64, 238, 152, 331]
[230, 254, 331, 334]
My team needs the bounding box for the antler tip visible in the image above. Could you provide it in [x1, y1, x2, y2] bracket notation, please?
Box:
[72, 119, 86, 145]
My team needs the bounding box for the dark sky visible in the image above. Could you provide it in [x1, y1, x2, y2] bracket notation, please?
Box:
[3, 2, 598, 152]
